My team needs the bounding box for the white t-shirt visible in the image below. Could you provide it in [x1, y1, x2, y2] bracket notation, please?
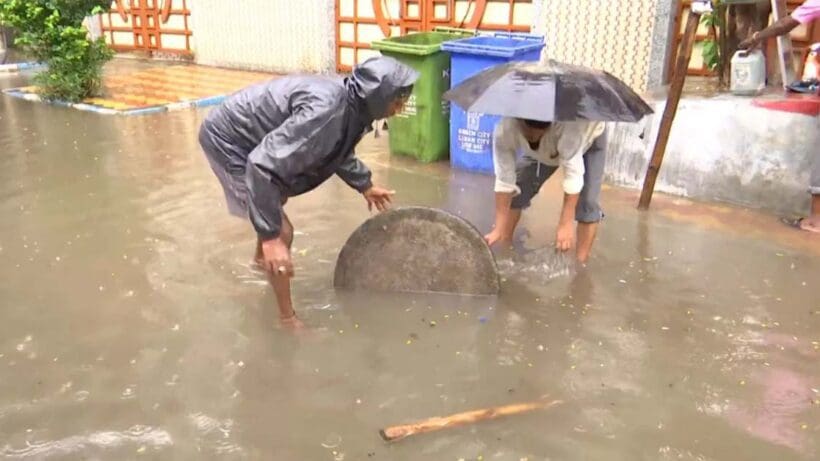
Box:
[492, 118, 605, 195]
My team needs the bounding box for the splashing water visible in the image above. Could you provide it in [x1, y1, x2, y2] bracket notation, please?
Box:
[497, 246, 577, 283]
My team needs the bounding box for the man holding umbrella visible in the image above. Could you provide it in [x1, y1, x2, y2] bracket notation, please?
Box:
[485, 118, 607, 263]
[445, 61, 652, 263]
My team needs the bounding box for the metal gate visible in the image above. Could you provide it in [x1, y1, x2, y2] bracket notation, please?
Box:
[99, 0, 192, 54]
[335, 0, 535, 72]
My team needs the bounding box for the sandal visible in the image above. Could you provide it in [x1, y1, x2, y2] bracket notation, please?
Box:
[781, 216, 804, 229]
[781, 216, 820, 233]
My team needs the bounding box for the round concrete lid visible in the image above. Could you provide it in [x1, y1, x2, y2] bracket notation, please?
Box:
[334, 207, 500, 296]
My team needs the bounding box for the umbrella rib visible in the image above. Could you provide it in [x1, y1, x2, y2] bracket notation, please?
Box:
[601, 71, 653, 116]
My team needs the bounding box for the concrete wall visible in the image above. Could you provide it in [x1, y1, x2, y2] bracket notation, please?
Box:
[606, 97, 820, 214]
[188, 0, 336, 74]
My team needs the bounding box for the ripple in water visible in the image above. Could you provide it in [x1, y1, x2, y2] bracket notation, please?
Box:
[497, 247, 576, 283]
[0, 425, 172, 459]
[188, 412, 243, 455]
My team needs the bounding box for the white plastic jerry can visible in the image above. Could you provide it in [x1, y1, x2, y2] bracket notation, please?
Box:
[731, 49, 766, 96]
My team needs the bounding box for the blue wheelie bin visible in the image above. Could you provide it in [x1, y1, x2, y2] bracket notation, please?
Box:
[441, 33, 545, 174]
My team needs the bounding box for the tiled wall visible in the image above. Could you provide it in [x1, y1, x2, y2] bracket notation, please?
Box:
[536, 0, 675, 93]
[188, 0, 336, 74]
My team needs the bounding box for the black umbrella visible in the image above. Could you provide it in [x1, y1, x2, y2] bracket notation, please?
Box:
[443, 60, 653, 123]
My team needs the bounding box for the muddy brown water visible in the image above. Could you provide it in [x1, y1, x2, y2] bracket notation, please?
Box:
[1, 70, 818, 460]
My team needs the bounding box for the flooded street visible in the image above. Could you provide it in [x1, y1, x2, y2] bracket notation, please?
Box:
[1, 71, 819, 460]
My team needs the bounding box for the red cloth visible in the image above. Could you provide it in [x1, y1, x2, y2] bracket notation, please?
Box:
[752, 93, 820, 116]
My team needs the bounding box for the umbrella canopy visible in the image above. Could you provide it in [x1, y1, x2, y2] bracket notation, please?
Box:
[444, 60, 653, 123]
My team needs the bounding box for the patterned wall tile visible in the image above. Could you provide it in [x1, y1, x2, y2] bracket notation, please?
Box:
[538, 0, 663, 93]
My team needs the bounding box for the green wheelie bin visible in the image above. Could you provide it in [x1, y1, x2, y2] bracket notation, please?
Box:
[371, 27, 474, 163]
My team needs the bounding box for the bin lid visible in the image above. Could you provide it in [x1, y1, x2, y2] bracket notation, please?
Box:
[371, 29, 475, 56]
[441, 34, 545, 58]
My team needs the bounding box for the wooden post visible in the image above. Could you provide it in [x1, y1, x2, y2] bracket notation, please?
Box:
[770, 0, 797, 88]
[638, 8, 700, 210]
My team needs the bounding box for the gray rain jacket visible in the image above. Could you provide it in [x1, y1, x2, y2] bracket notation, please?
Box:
[200, 57, 419, 239]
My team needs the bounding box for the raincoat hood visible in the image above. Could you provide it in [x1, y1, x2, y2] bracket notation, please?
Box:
[348, 56, 420, 120]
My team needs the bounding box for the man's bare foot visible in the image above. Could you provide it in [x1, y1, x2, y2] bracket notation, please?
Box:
[280, 313, 306, 331]
[799, 216, 820, 233]
[783, 216, 820, 233]
[484, 229, 512, 247]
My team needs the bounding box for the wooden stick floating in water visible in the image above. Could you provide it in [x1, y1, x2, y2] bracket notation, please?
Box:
[379, 398, 563, 442]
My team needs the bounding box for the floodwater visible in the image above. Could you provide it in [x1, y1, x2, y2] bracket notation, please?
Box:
[1, 70, 819, 461]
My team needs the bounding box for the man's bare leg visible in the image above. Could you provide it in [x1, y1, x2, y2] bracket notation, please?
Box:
[485, 192, 522, 246]
[576, 221, 599, 263]
[255, 213, 298, 323]
[503, 209, 523, 241]
[799, 194, 820, 233]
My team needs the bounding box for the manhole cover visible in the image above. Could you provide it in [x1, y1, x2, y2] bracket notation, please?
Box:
[334, 207, 499, 295]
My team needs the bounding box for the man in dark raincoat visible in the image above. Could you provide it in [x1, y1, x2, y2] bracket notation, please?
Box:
[199, 56, 419, 327]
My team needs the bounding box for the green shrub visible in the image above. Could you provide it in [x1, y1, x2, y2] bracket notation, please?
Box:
[0, 0, 114, 102]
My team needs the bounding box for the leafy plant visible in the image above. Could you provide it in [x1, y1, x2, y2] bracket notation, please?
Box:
[701, 38, 720, 71]
[698, 0, 731, 87]
[0, 0, 113, 102]
[700, 0, 724, 72]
